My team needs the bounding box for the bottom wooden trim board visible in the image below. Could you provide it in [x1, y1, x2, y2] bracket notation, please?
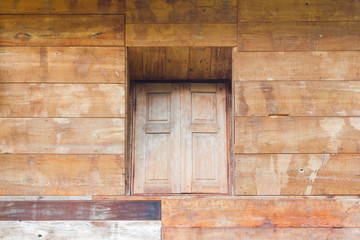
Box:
[162, 227, 360, 240]
[0, 221, 161, 240]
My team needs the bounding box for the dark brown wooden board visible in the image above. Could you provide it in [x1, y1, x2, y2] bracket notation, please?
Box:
[0, 201, 161, 221]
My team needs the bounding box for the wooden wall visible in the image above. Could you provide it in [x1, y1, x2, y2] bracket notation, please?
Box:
[0, 1, 126, 196]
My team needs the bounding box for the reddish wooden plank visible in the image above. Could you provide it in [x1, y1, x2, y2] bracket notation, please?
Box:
[0, 15, 125, 46]
[233, 51, 360, 81]
[162, 196, 360, 228]
[0, 155, 125, 196]
[0, 201, 161, 221]
[163, 227, 360, 240]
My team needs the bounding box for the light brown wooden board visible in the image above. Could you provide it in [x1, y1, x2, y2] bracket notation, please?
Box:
[126, 24, 237, 46]
[142, 47, 166, 80]
[0, 15, 124, 46]
[0, 118, 125, 154]
[238, 0, 360, 22]
[162, 196, 360, 228]
[233, 51, 360, 81]
[0, 221, 160, 240]
[162, 227, 360, 240]
[0, 47, 125, 83]
[0, 0, 125, 14]
[0, 155, 124, 195]
[234, 81, 360, 116]
[165, 47, 189, 80]
[235, 117, 360, 154]
[188, 47, 211, 79]
[237, 22, 360, 51]
[0, 84, 125, 117]
[126, 0, 237, 24]
[234, 154, 360, 195]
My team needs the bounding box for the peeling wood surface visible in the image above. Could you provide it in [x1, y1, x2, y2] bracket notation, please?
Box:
[162, 196, 360, 228]
[126, 24, 237, 46]
[238, 22, 360, 51]
[0, 118, 125, 154]
[239, 0, 360, 22]
[0, 155, 125, 196]
[0, 201, 161, 221]
[234, 117, 360, 154]
[0, 84, 125, 117]
[0, 221, 161, 240]
[234, 154, 360, 195]
[0, 0, 125, 14]
[233, 51, 360, 81]
[162, 227, 360, 240]
[234, 81, 360, 116]
[0, 15, 125, 46]
[0, 47, 125, 83]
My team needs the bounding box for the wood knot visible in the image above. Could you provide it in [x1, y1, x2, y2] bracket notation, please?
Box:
[14, 32, 31, 40]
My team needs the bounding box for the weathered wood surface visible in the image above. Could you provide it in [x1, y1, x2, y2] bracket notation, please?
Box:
[0, 118, 124, 154]
[126, 0, 237, 24]
[234, 154, 360, 195]
[0, 196, 92, 201]
[233, 51, 360, 81]
[162, 196, 360, 228]
[128, 47, 232, 80]
[234, 117, 360, 154]
[0, 47, 125, 83]
[92, 196, 162, 201]
[126, 24, 237, 46]
[238, 22, 360, 51]
[0, 0, 125, 14]
[0, 155, 125, 195]
[162, 227, 360, 240]
[234, 81, 360, 116]
[0, 84, 125, 117]
[0, 201, 161, 220]
[0, 221, 160, 240]
[239, 0, 360, 22]
[0, 15, 124, 46]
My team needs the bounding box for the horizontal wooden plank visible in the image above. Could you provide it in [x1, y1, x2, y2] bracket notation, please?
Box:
[0, 196, 92, 201]
[126, 24, 237, 46]
[235, 117, 360, 154]
[234, 81, 360, 116]
[0, 15, 124, 46]
[0, 47, 125, 83]
[0, 118, 125, 154]
[126, 0, 237, 24]
[162, 227, 360, 240]
[0, 155, 125, 195]
[162, 196, 360, 228]
[233, 51, 360, 81]
[0, 221, 160, 240]
[0, 201, 161, 221]
[238, 22, 360, 51]
[0, 84, 125, 117]
[0, 0, 125, 14]
[92, 196, 162, 201]
[239, 0, 360, 22]
[234, 154, 360, 195]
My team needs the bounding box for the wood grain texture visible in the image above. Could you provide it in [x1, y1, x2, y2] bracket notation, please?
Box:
[0, 47, 125, 83]
[126, 0, 237, 24]
[234, 81, 360, 116]
[209, 47, 232, 79]
[0, 84, 125, 117]
[239, 0, 360, 22]
[0, 155, 125, 196]
[0, 221, 160, 240]
[234, 154, 360, 195]
[0, 118, 125, 154]
[188, 47, 211, 79]
[0, 0, 125, 14]
[92, 196, 162, 201]
[162, 227, 360, 240]
[162, 196, 360, 228]
[0, 201, 161, 220]
[234, 117, 360, 154]
[127, 47, 143, 80]
[0, 15, 124, 46]
[233, 51, 360, 81]
[165, 47, 189, 80]
[126, 24, 237, 46]
[237, 22, 360, 51]
[143, 47, 166, 80]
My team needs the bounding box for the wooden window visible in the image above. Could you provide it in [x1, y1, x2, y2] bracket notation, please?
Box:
[133, 83, 228, 194]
